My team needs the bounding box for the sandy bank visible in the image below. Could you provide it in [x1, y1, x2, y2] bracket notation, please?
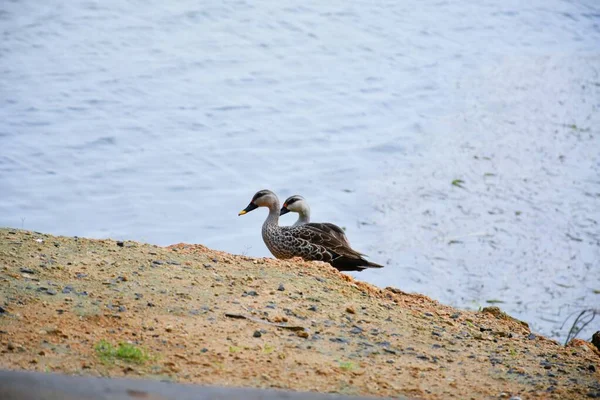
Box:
[0, 228, 598, 399]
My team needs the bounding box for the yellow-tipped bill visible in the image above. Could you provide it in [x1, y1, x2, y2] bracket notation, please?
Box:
[238, 202, 258, 216]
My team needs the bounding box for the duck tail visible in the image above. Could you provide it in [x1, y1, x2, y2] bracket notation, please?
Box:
[330, 256, 385, 272]
[364, 259, 384, 269]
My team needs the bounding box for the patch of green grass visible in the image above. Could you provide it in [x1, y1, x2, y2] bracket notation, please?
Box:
[95, 340, 149, 364]
[339, 361, 356, 371]
[451, 179, 465, 188]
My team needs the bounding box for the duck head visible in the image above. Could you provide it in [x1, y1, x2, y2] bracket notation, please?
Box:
[239, 189, 278, 215]
[280, 195, 309, 216]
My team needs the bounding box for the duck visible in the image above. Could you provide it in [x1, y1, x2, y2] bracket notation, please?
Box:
[239, 189, 384, 272]
[280, 194, 351, 246]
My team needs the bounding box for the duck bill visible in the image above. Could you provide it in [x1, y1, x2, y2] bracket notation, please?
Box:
[279, 206, 290, 216]
[238, 202, 258, 216]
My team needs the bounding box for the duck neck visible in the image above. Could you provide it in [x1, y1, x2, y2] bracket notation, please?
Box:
[294, 203, 310, 226]
[263, 202, 280, 229]
[293, 211, 310, 226]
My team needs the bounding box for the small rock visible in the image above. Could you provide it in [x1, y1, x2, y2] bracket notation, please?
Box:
[308, 305, 318, 312]
[118, 305, 127, 312]
[165, 326, 173, 332]
[329, 337, 349, 344]
[75, 273, 87, 279]
[350, 326, 363, 335]
[147, 302, 155, 307]
[7, 343, 15, 351]
[345, 306, 356, 314]
[203, 264, 213, 269]
[152, 260, 164, 265]
[62, 285, 74, 294]
[509, 397, 522, 400]
[297, 331, 309, 339]
[450, 313, 460, 319]
[0, 306, 6, 314]
[386, 359, 395, 364]
[253, 330, 262, 338]
[200, 348, 208, 353]
[589, 364, 596, 373]
[592, 331, 600, 351]
[20, 268, 36, 274]
[432, 331, 442, 337]
[46, 289, 57, 296]
[243, 290, 258, 297]
[424, 312, 434, 317]
[116, 241, 124, 247]
[277, 284, 285, 292]
[527, 333, 536, 340]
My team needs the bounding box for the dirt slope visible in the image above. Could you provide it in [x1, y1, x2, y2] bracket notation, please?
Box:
[0, 228, 598, 399]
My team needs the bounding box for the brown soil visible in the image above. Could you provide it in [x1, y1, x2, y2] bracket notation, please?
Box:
[0, 228, 598, 399]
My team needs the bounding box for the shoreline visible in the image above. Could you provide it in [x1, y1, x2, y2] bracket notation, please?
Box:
[0, 228, 598, 399]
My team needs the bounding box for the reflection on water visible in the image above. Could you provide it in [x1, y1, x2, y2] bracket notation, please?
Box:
[1, 0, 599, 341]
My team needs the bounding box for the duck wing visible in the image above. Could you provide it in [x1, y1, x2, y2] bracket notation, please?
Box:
[280, 224, 384, 272]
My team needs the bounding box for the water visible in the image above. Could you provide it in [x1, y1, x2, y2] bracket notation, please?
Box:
[1, 0, 599, 341]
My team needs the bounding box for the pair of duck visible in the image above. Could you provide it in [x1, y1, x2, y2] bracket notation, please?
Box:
[239, 190, 384, 272]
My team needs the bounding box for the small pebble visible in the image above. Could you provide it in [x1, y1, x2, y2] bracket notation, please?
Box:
[297, 331, 309, 339]
[386, 359, 395, 364]
[0, 306, 6, 314]
[116, 241, 124, 247]
[329, 337, 349, 344]
[20, 268, 36, 274]
[46, 289, 57, 296]
[450, 313, 460, 319]
[200, 348, 208, 353]
[277, 283, 285, 292]
[345, 306, 356, 314]
[350, 326, 363, 335]
[308, 305, 318, 312]
[253, 330, 262, 338]
[527, 333, 536, 340]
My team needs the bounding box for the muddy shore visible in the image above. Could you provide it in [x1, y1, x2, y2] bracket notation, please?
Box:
[0, 228, 598, 399]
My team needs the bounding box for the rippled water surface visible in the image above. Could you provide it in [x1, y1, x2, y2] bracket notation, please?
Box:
[1, 0, 599, 341]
